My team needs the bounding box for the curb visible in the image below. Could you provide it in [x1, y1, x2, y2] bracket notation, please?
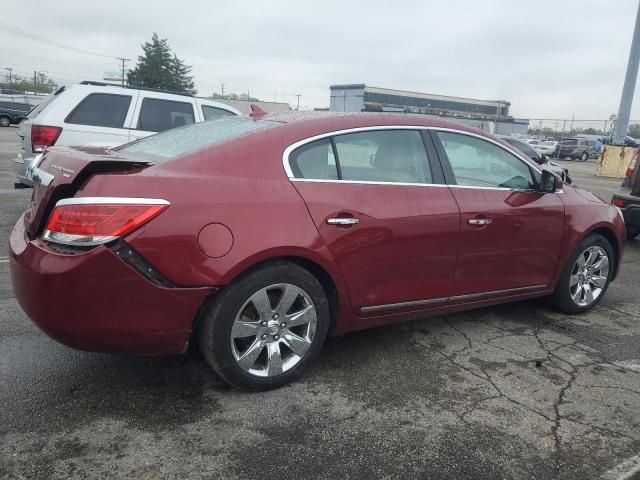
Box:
[602, 454, 640, 480]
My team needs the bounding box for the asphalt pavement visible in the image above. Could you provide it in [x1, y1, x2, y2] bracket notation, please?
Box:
[1, 127, 639, 480]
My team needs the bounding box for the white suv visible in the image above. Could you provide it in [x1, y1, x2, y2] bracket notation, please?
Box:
[13, 81, 241, 187]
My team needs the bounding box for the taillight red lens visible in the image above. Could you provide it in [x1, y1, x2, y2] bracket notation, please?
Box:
[31, 125, 62, 153]
[43, 200, 168, 246]
[613, 197, 626, 207]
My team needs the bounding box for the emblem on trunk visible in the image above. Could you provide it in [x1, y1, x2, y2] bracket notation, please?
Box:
[51, 165, 75, 175]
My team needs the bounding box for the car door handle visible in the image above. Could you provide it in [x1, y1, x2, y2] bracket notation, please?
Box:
[468, 218, 492, 226]
[327, 217, 360, 226]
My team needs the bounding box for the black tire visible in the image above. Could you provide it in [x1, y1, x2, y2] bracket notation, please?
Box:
[580, 151, 588, 161]
[198, 261, 330, 391]
[0, 116, 10, 128]
[549, 234, 614, 314]
[627, 226, 640, 240]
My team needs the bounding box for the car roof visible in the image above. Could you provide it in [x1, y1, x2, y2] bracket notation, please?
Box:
[256, 111, 490, 139]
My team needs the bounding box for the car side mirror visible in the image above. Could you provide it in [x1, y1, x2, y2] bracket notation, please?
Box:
[532, 155, 545, 165]
[540, 170, 561, 193]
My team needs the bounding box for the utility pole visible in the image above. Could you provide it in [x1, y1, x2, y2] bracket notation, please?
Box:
[33, 70, 37, 90]
[4, 67, 12, 83]
[117, 57, 129, 87]
[613, 1, 640, 144]
[221, 83, 225, 98]
[296, 94, 301, 111]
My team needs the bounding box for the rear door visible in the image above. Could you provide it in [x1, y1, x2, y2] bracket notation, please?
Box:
[130, 92, 198, 141]
[287, 127, 460, 314]
[431, 130, 564, 299]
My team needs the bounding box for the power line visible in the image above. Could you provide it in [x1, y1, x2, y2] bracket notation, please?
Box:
[0, 21, 121, 59]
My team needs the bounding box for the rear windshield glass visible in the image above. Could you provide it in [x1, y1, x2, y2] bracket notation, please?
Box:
[559, 138, 577, 144]
[26, 87, 65, 119]
[118, 117, 276, 160]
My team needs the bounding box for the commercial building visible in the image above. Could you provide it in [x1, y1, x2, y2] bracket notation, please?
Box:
[329, 84, 529, 136]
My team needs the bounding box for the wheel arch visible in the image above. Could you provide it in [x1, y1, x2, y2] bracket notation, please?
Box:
[588, 226, 621, 278]
[192, 251, 346, 336]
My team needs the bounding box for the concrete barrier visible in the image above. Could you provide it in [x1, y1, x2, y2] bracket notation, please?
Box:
[596, 145, 638, 178]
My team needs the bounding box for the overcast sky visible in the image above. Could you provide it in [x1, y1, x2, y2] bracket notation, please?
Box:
[1, 0, 639, 123]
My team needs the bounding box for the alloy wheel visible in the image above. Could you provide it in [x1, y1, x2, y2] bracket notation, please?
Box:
[0, 117, 10, 127]
[230, 283, 317, 377]
[569, 246, 609, 307]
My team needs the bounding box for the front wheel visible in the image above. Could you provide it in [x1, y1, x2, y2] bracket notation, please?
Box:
[550, 234, 614, 313]
[580, 151, 589, 161]
[0, 116, 10, 127]
[198, 261, 330, 390]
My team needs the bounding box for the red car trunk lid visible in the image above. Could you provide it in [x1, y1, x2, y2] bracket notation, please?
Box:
[24, 146, 151, 237]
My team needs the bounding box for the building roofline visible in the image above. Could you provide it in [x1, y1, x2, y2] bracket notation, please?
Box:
[364, 85, 509, 106]
[329, 84, 366, 90]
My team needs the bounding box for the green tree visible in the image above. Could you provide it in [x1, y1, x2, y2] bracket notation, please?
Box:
[0, 73, 57, 94]
[628, 123, 640, 138]
[127, 33, 196, 94]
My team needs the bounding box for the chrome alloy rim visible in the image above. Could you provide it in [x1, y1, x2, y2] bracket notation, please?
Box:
[569, 246, 609, 307]
[230, 283, 317, 377]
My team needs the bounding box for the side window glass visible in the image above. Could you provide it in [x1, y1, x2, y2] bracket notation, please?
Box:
[137, 98, 195, 132]
[202, 105, 235, 120]
[66, 93, 132, 128]
[437, 131, 535, 189]
[289, 139, 338, 180]
[334, 130, 431, 184]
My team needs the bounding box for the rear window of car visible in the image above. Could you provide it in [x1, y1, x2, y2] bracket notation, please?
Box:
[137, 98, 195, 132]
[202, 105, 235, 120]
[119, 117, 276, 160]
[559, 138, 578, 144]
[66, 93, 132, 128]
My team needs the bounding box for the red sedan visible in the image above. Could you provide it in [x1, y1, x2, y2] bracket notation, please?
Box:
[10, 112, 625, 390]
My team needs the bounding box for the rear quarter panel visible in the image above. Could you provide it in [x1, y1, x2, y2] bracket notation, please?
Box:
[73, 126, 350, 296]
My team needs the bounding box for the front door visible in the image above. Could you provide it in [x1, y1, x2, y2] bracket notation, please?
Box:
[432, 130, 565, 298]
[287, 128, 460, 314]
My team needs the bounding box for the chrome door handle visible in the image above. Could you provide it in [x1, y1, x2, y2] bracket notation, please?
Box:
[327, 217, 360, 226]
[468, 218, 492, 226]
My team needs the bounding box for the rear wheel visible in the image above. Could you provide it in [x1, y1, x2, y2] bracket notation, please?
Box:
[550, 234, 614, 313]
[0, 116, 10, 127]
[580, 151, 589, 161]
[198, 261, 330, 390]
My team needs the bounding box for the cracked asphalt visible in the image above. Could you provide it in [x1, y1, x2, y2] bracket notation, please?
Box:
[0, 127, 639, 479]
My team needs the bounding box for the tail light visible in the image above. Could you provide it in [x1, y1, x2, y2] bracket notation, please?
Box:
[43, 197, 169, 246]
[31, 125, 62, 153]
[625, 150, 639, 179]
[612, 197, 626, 207]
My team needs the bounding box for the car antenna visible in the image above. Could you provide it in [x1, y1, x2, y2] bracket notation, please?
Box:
[249, 104, 267, 117]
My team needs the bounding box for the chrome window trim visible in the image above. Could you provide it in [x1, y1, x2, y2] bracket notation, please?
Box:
[55, 197, 170, 206]
[360, 284, 547, 313]
[290, 178, 564, 194]
[281, 125, 543, 183]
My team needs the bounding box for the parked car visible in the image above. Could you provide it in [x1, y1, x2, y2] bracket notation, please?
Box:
[534, 140, 558, 158]
[496, 135, 571, 183]
[10, 113, 625, 390]
[604, 135, 640, 147]
[612, 148, 640, 240]
[0, 101, 33, 127]
[554, 137, 593, 161]
[12, 81, 240, 188]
